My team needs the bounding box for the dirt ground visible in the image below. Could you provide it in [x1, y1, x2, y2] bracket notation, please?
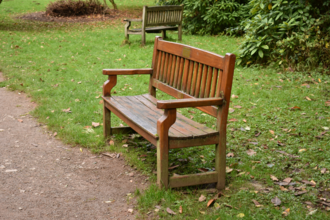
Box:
[0, 71, 148, 219]
[18, 9, 141, 23]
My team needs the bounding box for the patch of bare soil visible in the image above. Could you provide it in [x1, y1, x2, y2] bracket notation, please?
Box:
[0, 72, 148, 219]
[17, 9, 141, 23]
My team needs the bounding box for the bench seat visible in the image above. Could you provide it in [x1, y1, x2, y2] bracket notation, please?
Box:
[103, 94, 219, 149]
[128, 26, 178, 34]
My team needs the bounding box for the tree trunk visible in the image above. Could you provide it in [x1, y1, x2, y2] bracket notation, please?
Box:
[108, 0, 118, 10]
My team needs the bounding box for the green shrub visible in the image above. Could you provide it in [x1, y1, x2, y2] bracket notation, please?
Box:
[158, 0, 249, 35]
[46, 0, 108, 17]
[238, 0, 330, 70]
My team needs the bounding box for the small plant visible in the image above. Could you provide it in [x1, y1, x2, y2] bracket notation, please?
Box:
[46, 0, 108, 17]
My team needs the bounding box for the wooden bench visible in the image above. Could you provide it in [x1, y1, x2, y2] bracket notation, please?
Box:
[124, 5, 183, 45]
[102, 37, 236, 189]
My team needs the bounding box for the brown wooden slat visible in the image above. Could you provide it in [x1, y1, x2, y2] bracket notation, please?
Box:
[143, 94, 218, 132]
[157, 97, 223, 109]
[103, 69, 153, 75]
[190, 62, 198, 96]
[128, 96, 192, 137]
[200, 65, 208, 98]
[176, 57, 184, 90]
[205, 67, 213, 98]
[210, 69, 219, 97]
[151, 80, 219, 117]
[169, 171, 217, 188]
[163, 53, 169, 83]
[216, 69, 223, 97]
[169, 55, 177, 86]
[103, 100, 158, 145]
[194, 63, 203, 98]
[181, 59, 190, 92]
[166, 54, 173, 84]
[157, 40, 224, 69]
[169, 134, 218, 149]
[134, 95, 211, 137]
[186, 61, 194, 94]
[172, 56, 180, 88]
[159, 52, 166, 81]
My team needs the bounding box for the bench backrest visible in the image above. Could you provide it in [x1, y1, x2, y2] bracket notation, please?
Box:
[143, 6, 183, 27]
[149, 37, 236, 118]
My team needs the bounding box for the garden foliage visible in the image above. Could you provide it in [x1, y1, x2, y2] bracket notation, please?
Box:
[46, 0, 108, 17]
[158, 0, 249, 35]
[238, 0, 330, 70]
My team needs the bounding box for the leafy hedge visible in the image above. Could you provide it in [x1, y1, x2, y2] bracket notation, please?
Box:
[238, 0, 330, 70]
[158, 0, 249, 35]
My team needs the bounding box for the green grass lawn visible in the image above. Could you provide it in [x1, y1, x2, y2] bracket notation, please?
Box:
[0, 0, 329, 219]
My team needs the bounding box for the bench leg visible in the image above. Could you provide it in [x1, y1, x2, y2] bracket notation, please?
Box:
[103, 105, 112, 138]
[215, 141, 226, 190]
[142, 31, 146, 46]
[157, 109, 176, 189]
[161, 30, 167, 39]
[178, 24, 182, 41]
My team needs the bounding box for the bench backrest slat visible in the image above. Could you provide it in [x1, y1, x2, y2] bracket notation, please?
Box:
[150, 37, 235, 118]
[144, 6, 183, 27]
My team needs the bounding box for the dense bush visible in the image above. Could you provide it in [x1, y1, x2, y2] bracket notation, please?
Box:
[158, 0, 249, 35]
[238, 0, 330, 70]
[46, 0, 108, 17]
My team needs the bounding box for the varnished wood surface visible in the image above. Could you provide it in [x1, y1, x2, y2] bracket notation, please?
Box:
[103, 69, 153, 75]
[103, 94, 218, 140]
[157, 97, 223, 109]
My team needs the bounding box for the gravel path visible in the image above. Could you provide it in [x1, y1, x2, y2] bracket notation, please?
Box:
[0, 72, 147, 220]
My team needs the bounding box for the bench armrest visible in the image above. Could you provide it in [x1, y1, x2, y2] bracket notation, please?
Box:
[103, 68, 153, 75]
[157, 98, 223, 109]
[124, 19, 143, 22]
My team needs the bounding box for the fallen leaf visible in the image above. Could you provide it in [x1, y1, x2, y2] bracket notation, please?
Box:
[102, 152, 117, 158]
[198, 168, 209, 172]
[77, 81, 82, 84]
[168, 165, 179, 170]
[237, 213, 245, 218]
[305, 96, 311, 101]
[231, 94, 238, 99]
[270, 175, 279, 181]
[5, 169, 17, 173]
[109, 140, 114, 145]
[122, 144, 128, 148]
[199, 194, 206, 202]
[234, 105, 242, 109]
[255, 132, 261, 137]
[269, 130, 275, 135]
[243, 119, 247, 123]
[280, 186, 288, 191]
[92, 122, 100, 128]
[307, 209, 317, 215]
[214, 202, 221, 210]
[299, 149, 306, 153]
[226, 167, 233, 173]
[301, 83, 310, 88]
[80, 148, 83, 152]
[325, 100, 330, 106]
[252, 199, 262, 207]
[62, 108, 72, 113]
[166, 207, 176, 215]
[282, 208, 290, 216]
[199, 211, 205, 215]
[245, 126, 251, 131]
[321, 168, 327, 174]
[290, 106, 301, 110]
[229, 108, 235, 113]
[246, 149, 256, 156]
[188, 110, 196, 114]
[295, 191, 307, 196]
[229, 118, 238, 122]
[207, 199, 216, 207]
[128, 208, 133, 213]
[53, 132, 57, 137]
[17, 119, 23, 123]
[271, 197, 281, 206]
[283, 177, 292, 183]
[226, 152, 234, 157]
[179, 206, 182, 214]
[323, 127, 329, 131]
[0, 129, 4, 132]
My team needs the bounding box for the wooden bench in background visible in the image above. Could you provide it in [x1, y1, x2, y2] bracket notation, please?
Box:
[102, 37, 236, 189]
[124, 5, 183, 45]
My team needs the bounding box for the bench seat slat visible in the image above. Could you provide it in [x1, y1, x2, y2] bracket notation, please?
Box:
[103, 95, 218, 140]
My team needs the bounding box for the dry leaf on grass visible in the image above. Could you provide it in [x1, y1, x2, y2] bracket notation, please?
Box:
[109, 140, 114, 145]
[92, 122, 100, 127]
[199, 194, 206, 202]
[179, 206, 182, 214]
[270, 175, 279, 181]
[207, 199, 216, 207]
[246, 149, 256, 156]
[271, 197, 281, 206]
[283, 177, 292, 183]
[62, 108, 72, 113]
[166, 207, 176, 215]
[282, 208, 290, 216]
[252, 199, 262, 207]
[17, 119, 23, 123]
[226, 152, 234, 157]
